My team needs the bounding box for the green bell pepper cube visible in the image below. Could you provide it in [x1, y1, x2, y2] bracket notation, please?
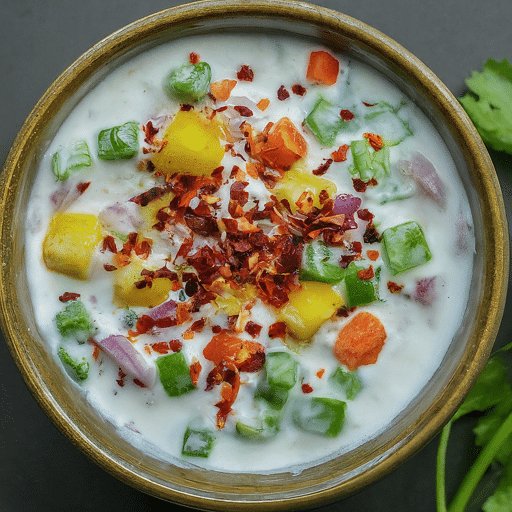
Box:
[52, 140, 92, 181]
[382, 221, 432, 275]
[304, 97, 348, 146]
[343, 262, 380, 308]
[97, 121, 139, 160]
[350, 141, 390, 182]
[364, 102, 412, 146]
[292, 397, 347, 437]
[266, 351, 298, 390]
[156, 352, 195, 397]
[55, 300, 96, 344]
[182, 426, 215, 457]
[299, 241, 345, 284]
[254, 380, 289, 411]
[236, 413, 280, 440]
[330, 366, 362, 400]
[166, 61, 212, 102]
[57, 346, 89, 381]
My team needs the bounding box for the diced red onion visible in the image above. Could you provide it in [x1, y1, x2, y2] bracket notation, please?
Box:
[332, 194, 362, 215]
[97, 334, 156, 388]
[98, 202, 143, 236]
[413, 277, 437, 306]
[50, 180, 85, 211]
[146, 299, 178, 321]
[399, 152, 446, 207]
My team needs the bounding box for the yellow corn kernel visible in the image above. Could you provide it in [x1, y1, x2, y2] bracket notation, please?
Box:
[138, 192, 174, 231]
[277, 281, 344, 341]
[151, 110, 225, 176]
[42, 212, 102, 280]
[113, 259, 172, 308]
[273, 163, 337, 212]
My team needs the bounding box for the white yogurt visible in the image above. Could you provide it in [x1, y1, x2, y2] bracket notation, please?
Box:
[25, 33, 474, 473]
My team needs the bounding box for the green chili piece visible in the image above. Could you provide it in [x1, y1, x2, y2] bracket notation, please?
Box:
[292, 397, 347, 437]
[182, 426, 215, 457]
[97, 121, 139, 160]
[381, 221, 432, 275]
[166, 61, 212, 102]
[330, 366, 362, 400]
[156, 352, 195, 397]
[52, 140, 92, 181]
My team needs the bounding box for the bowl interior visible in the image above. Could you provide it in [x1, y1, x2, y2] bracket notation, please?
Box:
[0, 2, 508, 510]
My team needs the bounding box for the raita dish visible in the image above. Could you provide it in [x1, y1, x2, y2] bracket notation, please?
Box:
[0, 2, 507, 510]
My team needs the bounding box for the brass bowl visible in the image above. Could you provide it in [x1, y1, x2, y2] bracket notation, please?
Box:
[0, 1, 508, 510]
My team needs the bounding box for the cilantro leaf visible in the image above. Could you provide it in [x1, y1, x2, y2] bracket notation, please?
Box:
[459, 58, 512, 154]
[453, 356, 512, 421]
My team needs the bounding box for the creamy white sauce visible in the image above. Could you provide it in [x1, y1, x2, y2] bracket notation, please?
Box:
[25, 34, 474, 473]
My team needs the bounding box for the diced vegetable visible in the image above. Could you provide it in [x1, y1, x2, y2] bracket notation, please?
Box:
[250, 117, 307, 171]
[182, 426, 215, 457]
[113, 259, 173, 308]
[156, 351, 196, 397]
[97, 334, 156, 388]
[265, 351, 298, 390]
[333, 312, 386, 371]
[166, 61, 212, 102]
[97, 121, 139, 160]
[42, 212, 102, 280]
[342, 262, 380, 308]
[330, 366, 362, 400]
[381, 221, 432, 275]
[292, 397, 347, 437]
[52, 140, 92, 181]
[55, 300, 96, 344]
[304, 97, 349, 146]
[254, 380, 290, 410]
[277, 282, 344, 341]
[57, 346, 89, 381]
[350, 140, 390, 182]
[306, 50, 340, 86]
[236, 412, 280, 440]
[151, 110, 224, 177]
[210, 79, 237, 101]
[273, 165, 337, 212]
[364, 102, 412, 146]
[299, 241, 345, 284]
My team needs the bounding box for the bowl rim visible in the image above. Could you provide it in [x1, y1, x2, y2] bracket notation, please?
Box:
[0, 0, 509, 510]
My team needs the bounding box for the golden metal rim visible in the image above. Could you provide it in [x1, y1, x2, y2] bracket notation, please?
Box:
[0, 1, 508, 510]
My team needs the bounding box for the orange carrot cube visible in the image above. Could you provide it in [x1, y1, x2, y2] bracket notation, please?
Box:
[306, 50, 340, 86]
[333, 312, 386, 371]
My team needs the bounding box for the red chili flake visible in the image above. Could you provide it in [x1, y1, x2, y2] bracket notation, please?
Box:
[367, 250, 380, 261]
[92, 343, 100, 361]
[340, 109, 355, 121]
[211, 325, 223, 334]
[316, 369, 325, 379]
[189, 52, 200, 64]
[103, 264, 117, 272]
[352, 178, 367, 193]
[331, 144, 350, 162]
[291, 84, 307, 96]
[149, 340, 183, 354]
[363, 224, 380, 244]
[268, 321, 287, 340]
[362, 101, 377, 107]
[387, 281, 404, 293]
[357, 266, 375, 280]
[318, 189, 330, 204]
[133, 379, 146, 388]
[190, 318, 206, 333]
[116, 368, 126, 387]
[190, 360, 202, 386]
[143, 121, 159, 144]
[302, 383, 313, 394]
[130, 185, 171, 207]
[234, 105, 253, 117]
[312, 158, 333, 176]
[102, 235, 118, 254]
[180, 104, 194, 111]
[277, 85, 290, 101]
[237, 65, 254, 81]
[59, 292, 80, 302]
[363, 132, 384, 151]
[357, 209, 374, 222]
[76, 182, 90, 194]
[245, 321, 262, 338]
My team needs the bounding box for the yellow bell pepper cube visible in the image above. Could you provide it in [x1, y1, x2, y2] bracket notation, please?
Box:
[113, 259, 173, 308]
[42, 212, 102, 280]
[273, 164, 337, 213]
[151, 110, 225, 177]
[277, 282, 344, 341]
[138, 191, 174, 231]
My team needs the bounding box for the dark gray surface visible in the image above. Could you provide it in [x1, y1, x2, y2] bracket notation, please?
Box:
[1, 1, 512, 511]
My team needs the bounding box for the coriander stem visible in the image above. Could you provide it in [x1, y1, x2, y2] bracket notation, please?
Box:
[448, 410, 512, 512]
[436, 419, 452, 512]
